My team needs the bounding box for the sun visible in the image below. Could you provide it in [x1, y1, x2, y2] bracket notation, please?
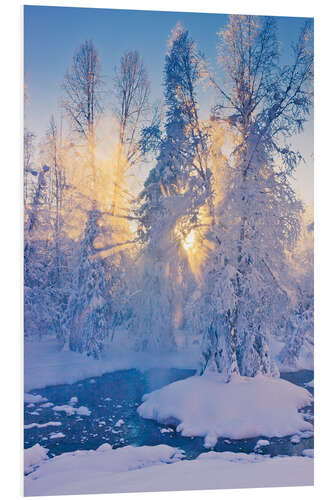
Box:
[183, 229, 195, 252]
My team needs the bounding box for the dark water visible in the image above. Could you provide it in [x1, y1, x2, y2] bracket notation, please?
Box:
[24, 368, 314, 461]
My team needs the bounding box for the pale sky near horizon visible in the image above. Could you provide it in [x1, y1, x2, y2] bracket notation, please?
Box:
[24, 5, 314, 206]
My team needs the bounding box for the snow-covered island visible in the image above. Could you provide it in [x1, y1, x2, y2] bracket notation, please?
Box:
[138, 373, 313, 448]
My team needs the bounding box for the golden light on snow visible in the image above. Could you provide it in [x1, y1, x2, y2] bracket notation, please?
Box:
[174, 217, 211, 280]
[183, 229, 195, 251]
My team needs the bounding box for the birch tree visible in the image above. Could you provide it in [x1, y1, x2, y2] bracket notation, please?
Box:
[111, 50, 151, 215]
[24, 82, 36, 205]
[199, 15, 313, 380]
[38, 115, 68, 283]
[62, 40, 103, 201]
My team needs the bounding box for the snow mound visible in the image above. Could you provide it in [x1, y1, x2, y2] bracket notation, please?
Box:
[53, 404, 91, 416]
[197, 451, 264, 463]
[97, 443, 112, 452]
[160, 427, 173, 434]
[138, 374, 313, 447]
[76, 406, 91, 416]
[52, 404, 76, 415]
[254, 439, 270, 450]
[24, 445, 313, 496]
[24, 393, 47, 404]
[24, 421, 62, 430]
[25, 444, 184, 496]
[49, 432, 65, 439]
[302, 448, 314, 458]
[24, 444, 49, 474]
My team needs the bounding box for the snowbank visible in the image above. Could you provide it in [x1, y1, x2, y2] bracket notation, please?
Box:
[24, 444, 49, 475]
[138, 373, 313, 447]
[302, 449, 314, 458]
[24, 444, 184, 496]
[24, 445, 313, 496]
[24, 338, 199, 391]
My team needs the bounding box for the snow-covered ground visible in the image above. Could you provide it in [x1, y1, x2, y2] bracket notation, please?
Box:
[24, 337, 200, 391]
[24, 443, 313, 496]
[24, 337, 314, 495]
[24, 443, 49, 475]
[24, 335, 313, 392]
[138, 373, 313, 447]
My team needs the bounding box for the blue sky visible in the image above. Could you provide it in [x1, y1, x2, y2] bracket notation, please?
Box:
[24, 5, 313, 204]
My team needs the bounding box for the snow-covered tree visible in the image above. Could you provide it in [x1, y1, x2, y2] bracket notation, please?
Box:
[111, 51, 151, 216]
[132, 24, 211, 350]
[278, 209, 314, 368]
[62, 40, 103, 200]
[24, 82, 36, 205]
[38, 116, 68, 280]
[199, 15, 313, 380]
[60, 209, 113, 357]
[24, 163, 55, 339]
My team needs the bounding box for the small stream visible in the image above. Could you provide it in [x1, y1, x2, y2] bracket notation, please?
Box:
[24, 368, 314, 461]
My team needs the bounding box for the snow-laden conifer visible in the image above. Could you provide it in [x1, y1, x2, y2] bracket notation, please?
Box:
[60, 209, 112, 357]
[132, 24, 211, 350]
